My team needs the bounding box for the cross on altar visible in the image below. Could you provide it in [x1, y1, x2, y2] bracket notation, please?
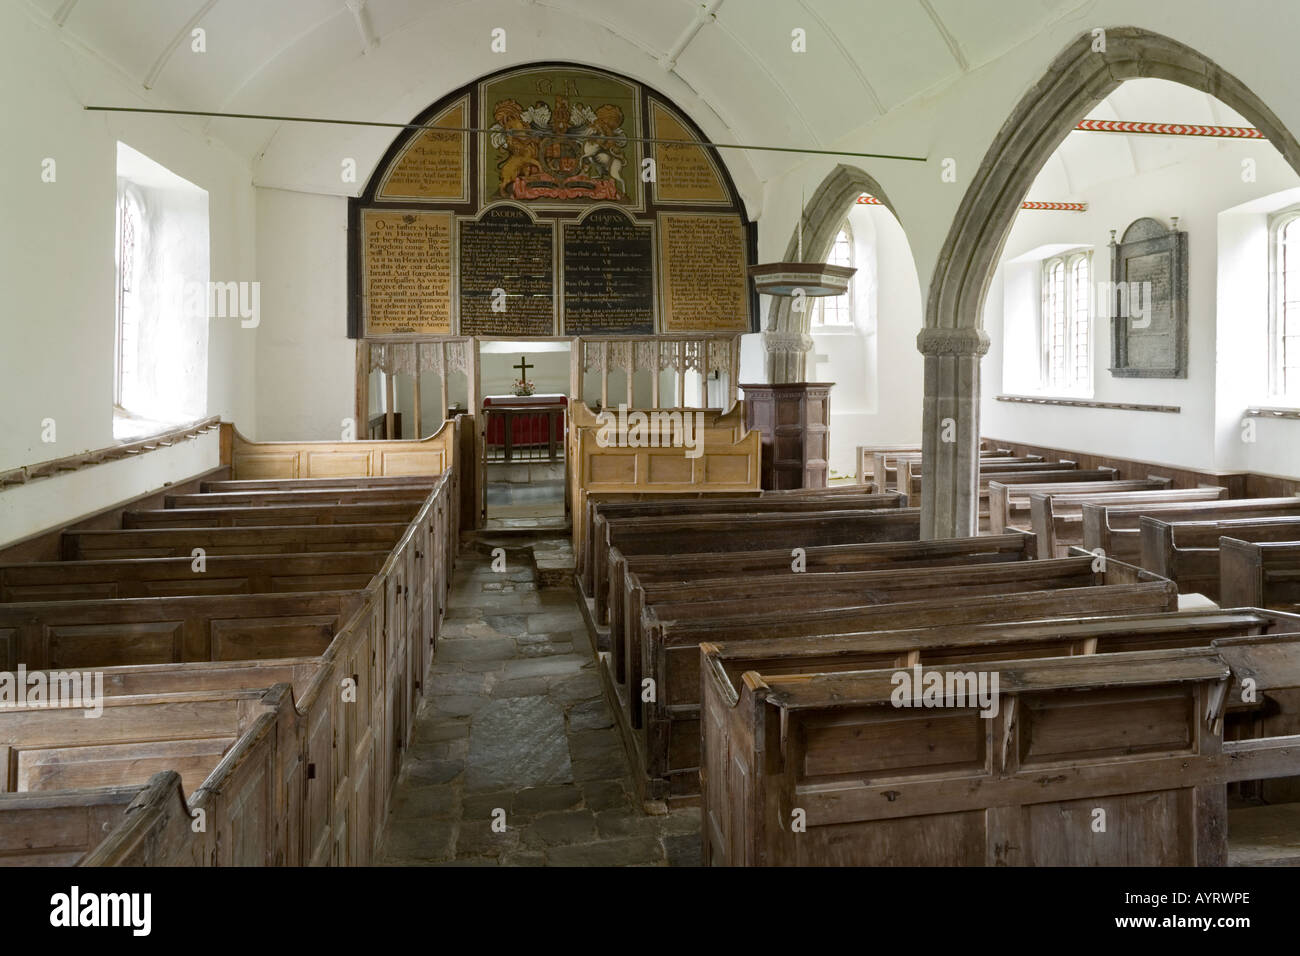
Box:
[514, 355, 533, 379]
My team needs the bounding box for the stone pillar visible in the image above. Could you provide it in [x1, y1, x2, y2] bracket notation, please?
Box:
[762, 331, 814, 384]
[916, 327, 989, 539]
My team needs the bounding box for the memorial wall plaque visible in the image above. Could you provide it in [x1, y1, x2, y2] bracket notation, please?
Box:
[1109, 216, 1188, 378]
[377, 98, 469, 203]
[361, 209, 454, 336]
[459, 204, 555, 335]
[648, 100, 729, 205]
[659, 212, 750, 332]
[562, 208, 654, 335]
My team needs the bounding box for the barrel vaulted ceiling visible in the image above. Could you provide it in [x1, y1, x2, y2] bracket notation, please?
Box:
[32, 0, 1090, 204]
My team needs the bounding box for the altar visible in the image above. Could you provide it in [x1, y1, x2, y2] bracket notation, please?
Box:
[483, 393, 568, 463]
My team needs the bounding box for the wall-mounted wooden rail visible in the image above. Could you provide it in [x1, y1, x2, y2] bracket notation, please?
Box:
[0, 416, 220, 489]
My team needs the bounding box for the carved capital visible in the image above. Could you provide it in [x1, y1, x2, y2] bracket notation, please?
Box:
[762, 331, 814, 355]
[915, 327, 990, 357]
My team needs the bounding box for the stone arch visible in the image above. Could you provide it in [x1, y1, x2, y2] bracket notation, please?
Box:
[918, 26, 1300, 538]
[766, 164, 903, 382]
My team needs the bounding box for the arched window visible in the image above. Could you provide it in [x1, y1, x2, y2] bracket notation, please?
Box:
[1041, 250, 1091, 391]
[1273, 210, 1300, 399]
[815, 225, 854, 327]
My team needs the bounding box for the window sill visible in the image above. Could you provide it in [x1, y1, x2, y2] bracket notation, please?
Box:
[112, 407, 190, 442]
[994, 394, 1181, 414]
[810, 325, 858, 335]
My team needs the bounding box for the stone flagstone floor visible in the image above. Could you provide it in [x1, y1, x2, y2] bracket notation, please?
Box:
[379, 539, 701, 866]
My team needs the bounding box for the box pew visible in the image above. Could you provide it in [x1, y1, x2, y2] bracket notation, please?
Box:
[121, 500, 422, 529]
[1082, 496, 1300, 565]
[871, 447, 1017, 493]
[596, 507, 919, 635]
[622, 540, 1066, 691]
[610, 532, 1037, 682]
[0, 785, 143, 866]
[0, 687, 272, 794]
[165, 487, 433, 508]
[0, 551, 387, 602]
[62, 523, 408, 560]
[988, 476, 1168, 534]
[1030, 487, 1228, 558]
[579, 487, 900, 597]
[588, 492, 904, 619]
[1140, 517, 1300, 600]
[901, 458, 1073, 509]
[1221, 538, 1300, 612]
[704, 630, 1300, 866]
[83, 469, 457, 867]
[701, 647, 1236, 866]
[0, 590, 362, 670]
[200, 475, 438, 493]
[623, 557, 1176, 801]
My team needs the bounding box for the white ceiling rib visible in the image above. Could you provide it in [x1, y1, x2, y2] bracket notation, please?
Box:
[143, 0, 221, 90]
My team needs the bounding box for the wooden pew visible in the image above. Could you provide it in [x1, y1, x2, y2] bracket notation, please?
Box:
[0, 687, 272, 794]
[901, 457, 1069, 508]
[1221, 538, 1300, 612]
[588, 492, 905, 620]
[122, 500, 422, 529]
[622, 556, 1176, 801]
[988, 475, 1167, 534]
[200, 475, 438, 493]
[1141, 516, 1300, 600]
[1030, 487, 1228, 558]
[597, 507, 919, 635]
[621, 535, 1047, 689]
[0, 551, 387, 602]
[0, 590, 361, 670]
[871, 446, 1015, 493]
[579, 487, 899, 597]
[0, 786, 142, 866]
[1082, 496, 1300, 565]
[610, 532, 1037, 682]
[165, 487, 433, 508]
[704, 629, 1300, 866]
[62, 523, 408, 560]
[702, 647, 1233, 865]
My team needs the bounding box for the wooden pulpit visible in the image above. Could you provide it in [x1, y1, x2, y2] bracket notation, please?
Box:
[740, 383, 832, 489]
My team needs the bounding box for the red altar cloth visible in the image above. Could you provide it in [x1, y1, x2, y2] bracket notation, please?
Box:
[483, 394, 567, 446]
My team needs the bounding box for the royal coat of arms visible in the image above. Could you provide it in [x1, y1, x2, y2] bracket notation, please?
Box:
[489, 95, 629, 202]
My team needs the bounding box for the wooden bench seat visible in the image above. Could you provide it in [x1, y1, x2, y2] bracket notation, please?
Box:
[0, 551, 387, 602]
[62, 522, 408, 560]
[596, 507, 919, 629]
[1222, 538, 1300, 612]
[617, 557, 1175, 801]
[608, 532, 1036, 681]
[1141, 516, 1300, 599]
[0, 590, 361, 670]
[1082, 495, 1300, 565]
[871, 447, 1017, 493]
[1030, 487, 1228, 558]
[122, 500, 422, 529]
[988, 476, 1169, 534]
